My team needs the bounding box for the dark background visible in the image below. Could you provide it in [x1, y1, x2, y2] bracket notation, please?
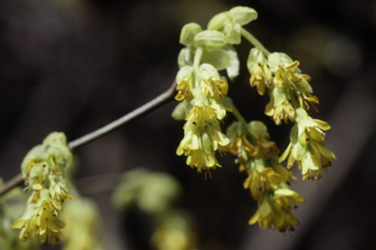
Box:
[1, 0, 376, 249]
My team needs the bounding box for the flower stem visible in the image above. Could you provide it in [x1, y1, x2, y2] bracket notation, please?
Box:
[241, 28, 270, 56]
[223, 97, 248, 128]
[193, 46, 203, 70]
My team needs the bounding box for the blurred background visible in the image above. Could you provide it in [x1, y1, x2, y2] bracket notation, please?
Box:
[0, 0, 376, 249]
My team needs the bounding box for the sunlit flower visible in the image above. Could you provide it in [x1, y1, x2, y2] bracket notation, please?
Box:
[279, 108, 337, 180]
[175, 66, 194, 102]
[248, 48, 273, 96]
[176, 105, 229, 172]
[265, 87, 295, 125]
[248, 50, 320, 125]
[249, 188, 304, 232]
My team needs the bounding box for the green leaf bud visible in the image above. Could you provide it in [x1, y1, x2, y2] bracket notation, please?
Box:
[172, 101, 190, 121]
[177, 48, 193, 68]
[247, 121, 269, 139]
[228, 6, 258, 26]
[247, 48, 265, 73]
[207, 12, 227, 30]
[201, 49, 230, 70]
[180, 22, 202, 46]
[223, 45, 240, 81]
[194, 30, 227, 50]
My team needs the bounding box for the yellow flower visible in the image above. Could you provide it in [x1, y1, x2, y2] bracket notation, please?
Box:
[265, 83, 295, 125]
[248, 48, 273, 96]
[249, 188, 304, 232]
[12, 189, 65, 245]
[176, 105, 229, 172]
[250, 63, 273, 95]
[273, 59, 319, 112]
[175, 66, 194, 102]
[199, 77, 229, 120]
[248, 50, 320, 125]
[243, 165, 281, 200]
[229, 135, 255, 168]
[280, 108, 337, 180]
[49, 176, 73, 203]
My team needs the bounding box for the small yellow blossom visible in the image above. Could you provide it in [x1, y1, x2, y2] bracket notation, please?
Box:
[175, 66, 194, 102]
[248, 49, 319, 125]
[177, 105, 229, 172]
[247, 48, 273, 96]
[279, 108, 337, 180]
[249, 188, 304, 232]
[12, 189, 65, 245]
[199, 76, 229, 120]
[265, 87, 295, 125]
[13, 132, 73, 245]
[243, 165, 281, 200]
[228, 120, 304, 232]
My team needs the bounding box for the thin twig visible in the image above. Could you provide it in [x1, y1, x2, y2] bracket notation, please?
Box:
[0, 81, 177, 197]
[0, 174, 24, 197]
[68, 81, 176, 150]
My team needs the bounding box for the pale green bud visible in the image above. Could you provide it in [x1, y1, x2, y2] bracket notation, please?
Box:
[247, 121, 269, 139]
[223, 45, 240, 81]
[207, 12, 227, 30]
[201, 49, 230, 70]
[202, 132, 212, 152]
[226, 121, 243, 143]
[194, 30, 227, 50]
[177, 48, 193, 68]
[228, 6, 258, 26]
[267, 52, 294, 72]
[247, 48, 265, 73]
[223, 22, 242, 44]
[198, 63, 220, 79]
[21, 132, 72, 178]
[179, 22, 202, 46]
[171, 101, 190, 121]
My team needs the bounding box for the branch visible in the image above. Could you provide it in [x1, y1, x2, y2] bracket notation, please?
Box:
[0, 81, 177, 197]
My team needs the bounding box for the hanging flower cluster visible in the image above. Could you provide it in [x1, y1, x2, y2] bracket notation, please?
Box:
[12, 132, 73, 244]
[247, 48, 336, 180]
[227, 120, 304, 232]
[173, 5, 336, 232]
[173, 22, 235, 173]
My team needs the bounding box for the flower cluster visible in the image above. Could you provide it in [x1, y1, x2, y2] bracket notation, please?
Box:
[247, 48, 336, 180]
[12, 132, 73, 245]
[248, 49, 318, 125]
[173, 22, 233, 173]
[279, 109, 337, 180]
[227, 121, 304, 232]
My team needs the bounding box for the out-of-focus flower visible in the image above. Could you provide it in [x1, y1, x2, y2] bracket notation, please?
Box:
[61, 198, 103, 250]
[12, 132, 73, 245]
[12, 189, 65, 245]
